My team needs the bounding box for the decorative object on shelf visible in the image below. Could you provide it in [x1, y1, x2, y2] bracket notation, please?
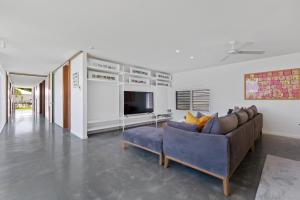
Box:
[156, 72, 171, 81]
[72, 72, 80, 88]
[245, 68, 300, 100]
[129, 77, 150, 86]
[176, 90, 191, 110]
[88, 70, 119, 82]
[88, 58, 120, 73]
[130, 67, 151, 77]
[156, 80, 170, 87]
[192, 89, 210, 112]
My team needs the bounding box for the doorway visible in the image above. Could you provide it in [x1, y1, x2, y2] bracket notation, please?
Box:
[14, 87, 33, 116]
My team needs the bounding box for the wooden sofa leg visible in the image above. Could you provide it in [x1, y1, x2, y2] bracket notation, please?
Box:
[159, 154, 164, 166]
[223, 178, 230, 196]
[164, 157, 169, 168]
[122, 141, 128, 150]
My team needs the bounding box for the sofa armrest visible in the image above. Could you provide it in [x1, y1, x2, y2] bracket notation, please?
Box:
[163, 126, 230, 177]
[225, 124, 253, 176]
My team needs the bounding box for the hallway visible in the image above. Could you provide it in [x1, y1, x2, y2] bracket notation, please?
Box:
[1, 114, 300, 200]
[0, 113, 88, 200]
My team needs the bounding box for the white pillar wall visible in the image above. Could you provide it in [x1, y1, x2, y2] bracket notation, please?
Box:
[0, 65, 7, 132]
[54, 67, 63, 128]
[70, 52, 88, 139]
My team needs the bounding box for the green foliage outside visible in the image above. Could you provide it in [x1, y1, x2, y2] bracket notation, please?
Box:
[15, 88, 33, 110]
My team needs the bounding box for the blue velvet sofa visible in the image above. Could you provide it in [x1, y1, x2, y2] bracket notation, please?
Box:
[163, 105, 263, 196]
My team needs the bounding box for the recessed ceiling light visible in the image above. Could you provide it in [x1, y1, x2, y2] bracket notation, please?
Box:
[175, 49, 180, 53]
[88, 45, 95, 50]
[189, 56, 195, 60]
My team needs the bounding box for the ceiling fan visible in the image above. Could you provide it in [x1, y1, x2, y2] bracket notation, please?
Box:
[220, 41, 265, 62]
[0, 40, 6, 48]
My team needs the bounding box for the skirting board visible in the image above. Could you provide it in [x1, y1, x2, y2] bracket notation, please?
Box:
[263, 132, 300, 140]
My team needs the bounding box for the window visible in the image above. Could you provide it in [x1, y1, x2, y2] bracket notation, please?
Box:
[176, 91, 191, 110]
[192, 89, 210, 112]
[176, 89, 210, 111]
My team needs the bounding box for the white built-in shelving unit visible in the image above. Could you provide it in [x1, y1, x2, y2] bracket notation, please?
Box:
[86, 54, 173, 134]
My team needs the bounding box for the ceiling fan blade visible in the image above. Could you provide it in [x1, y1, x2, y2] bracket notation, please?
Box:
[236, 42, 254, 51]
[238, 50, 265, 54]
[220, 54, 230, 62]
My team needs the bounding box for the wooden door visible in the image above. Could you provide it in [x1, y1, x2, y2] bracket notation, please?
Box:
[39, 80, 45, 116]
[63, 64, 70, 129]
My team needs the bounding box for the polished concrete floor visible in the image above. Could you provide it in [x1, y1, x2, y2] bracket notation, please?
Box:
[1, 113, 300, 200]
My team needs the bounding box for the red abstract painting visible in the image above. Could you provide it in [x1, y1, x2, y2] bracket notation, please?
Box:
[245, 68, 300, 100]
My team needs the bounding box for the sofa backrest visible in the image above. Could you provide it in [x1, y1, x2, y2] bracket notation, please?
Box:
[203, 105, 259, 135]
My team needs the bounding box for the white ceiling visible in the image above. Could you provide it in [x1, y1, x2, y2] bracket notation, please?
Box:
[10, 74, 45, 88]
[0, 0, 300, 75]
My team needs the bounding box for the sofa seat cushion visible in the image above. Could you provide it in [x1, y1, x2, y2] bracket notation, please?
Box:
[167, 121, 199, 132]
[203, 114, 238, 135]
[122, 127, 163, 153]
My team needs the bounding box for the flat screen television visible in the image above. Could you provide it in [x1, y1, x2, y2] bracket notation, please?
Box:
[124, 91, 154, 115]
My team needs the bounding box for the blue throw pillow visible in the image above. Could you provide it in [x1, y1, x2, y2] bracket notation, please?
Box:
[167, 121, 199, 132]
[196, 112, 218, 118]
[202, 115, 217, 133]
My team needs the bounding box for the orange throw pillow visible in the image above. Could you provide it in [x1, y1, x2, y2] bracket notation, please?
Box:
[185, 112, 199, 125]
[198, 115, 212, 129]
[185, 112, 212, 130]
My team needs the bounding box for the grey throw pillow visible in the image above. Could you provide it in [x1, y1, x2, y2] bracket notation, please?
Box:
[203, 114, 238, 135]
[249, 105, 258, 116]
[245, 108, 254, 119]
[234, 109, 249, 125]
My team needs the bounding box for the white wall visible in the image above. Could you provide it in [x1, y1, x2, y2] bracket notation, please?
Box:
[54, 67, 63, 127]
[172, 53, 300, 138]
[48, 73, 53, 123]
[0, 65, 6, 132]
[155, 86, 171, 114]
[88, 82, 119, 122]
[70, 53, 87, 139]
[34, 85, 40, 114]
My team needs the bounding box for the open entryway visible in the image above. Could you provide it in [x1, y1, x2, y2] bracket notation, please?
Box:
[13, 87, 33, 116]
[9, 73, 49, 119]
